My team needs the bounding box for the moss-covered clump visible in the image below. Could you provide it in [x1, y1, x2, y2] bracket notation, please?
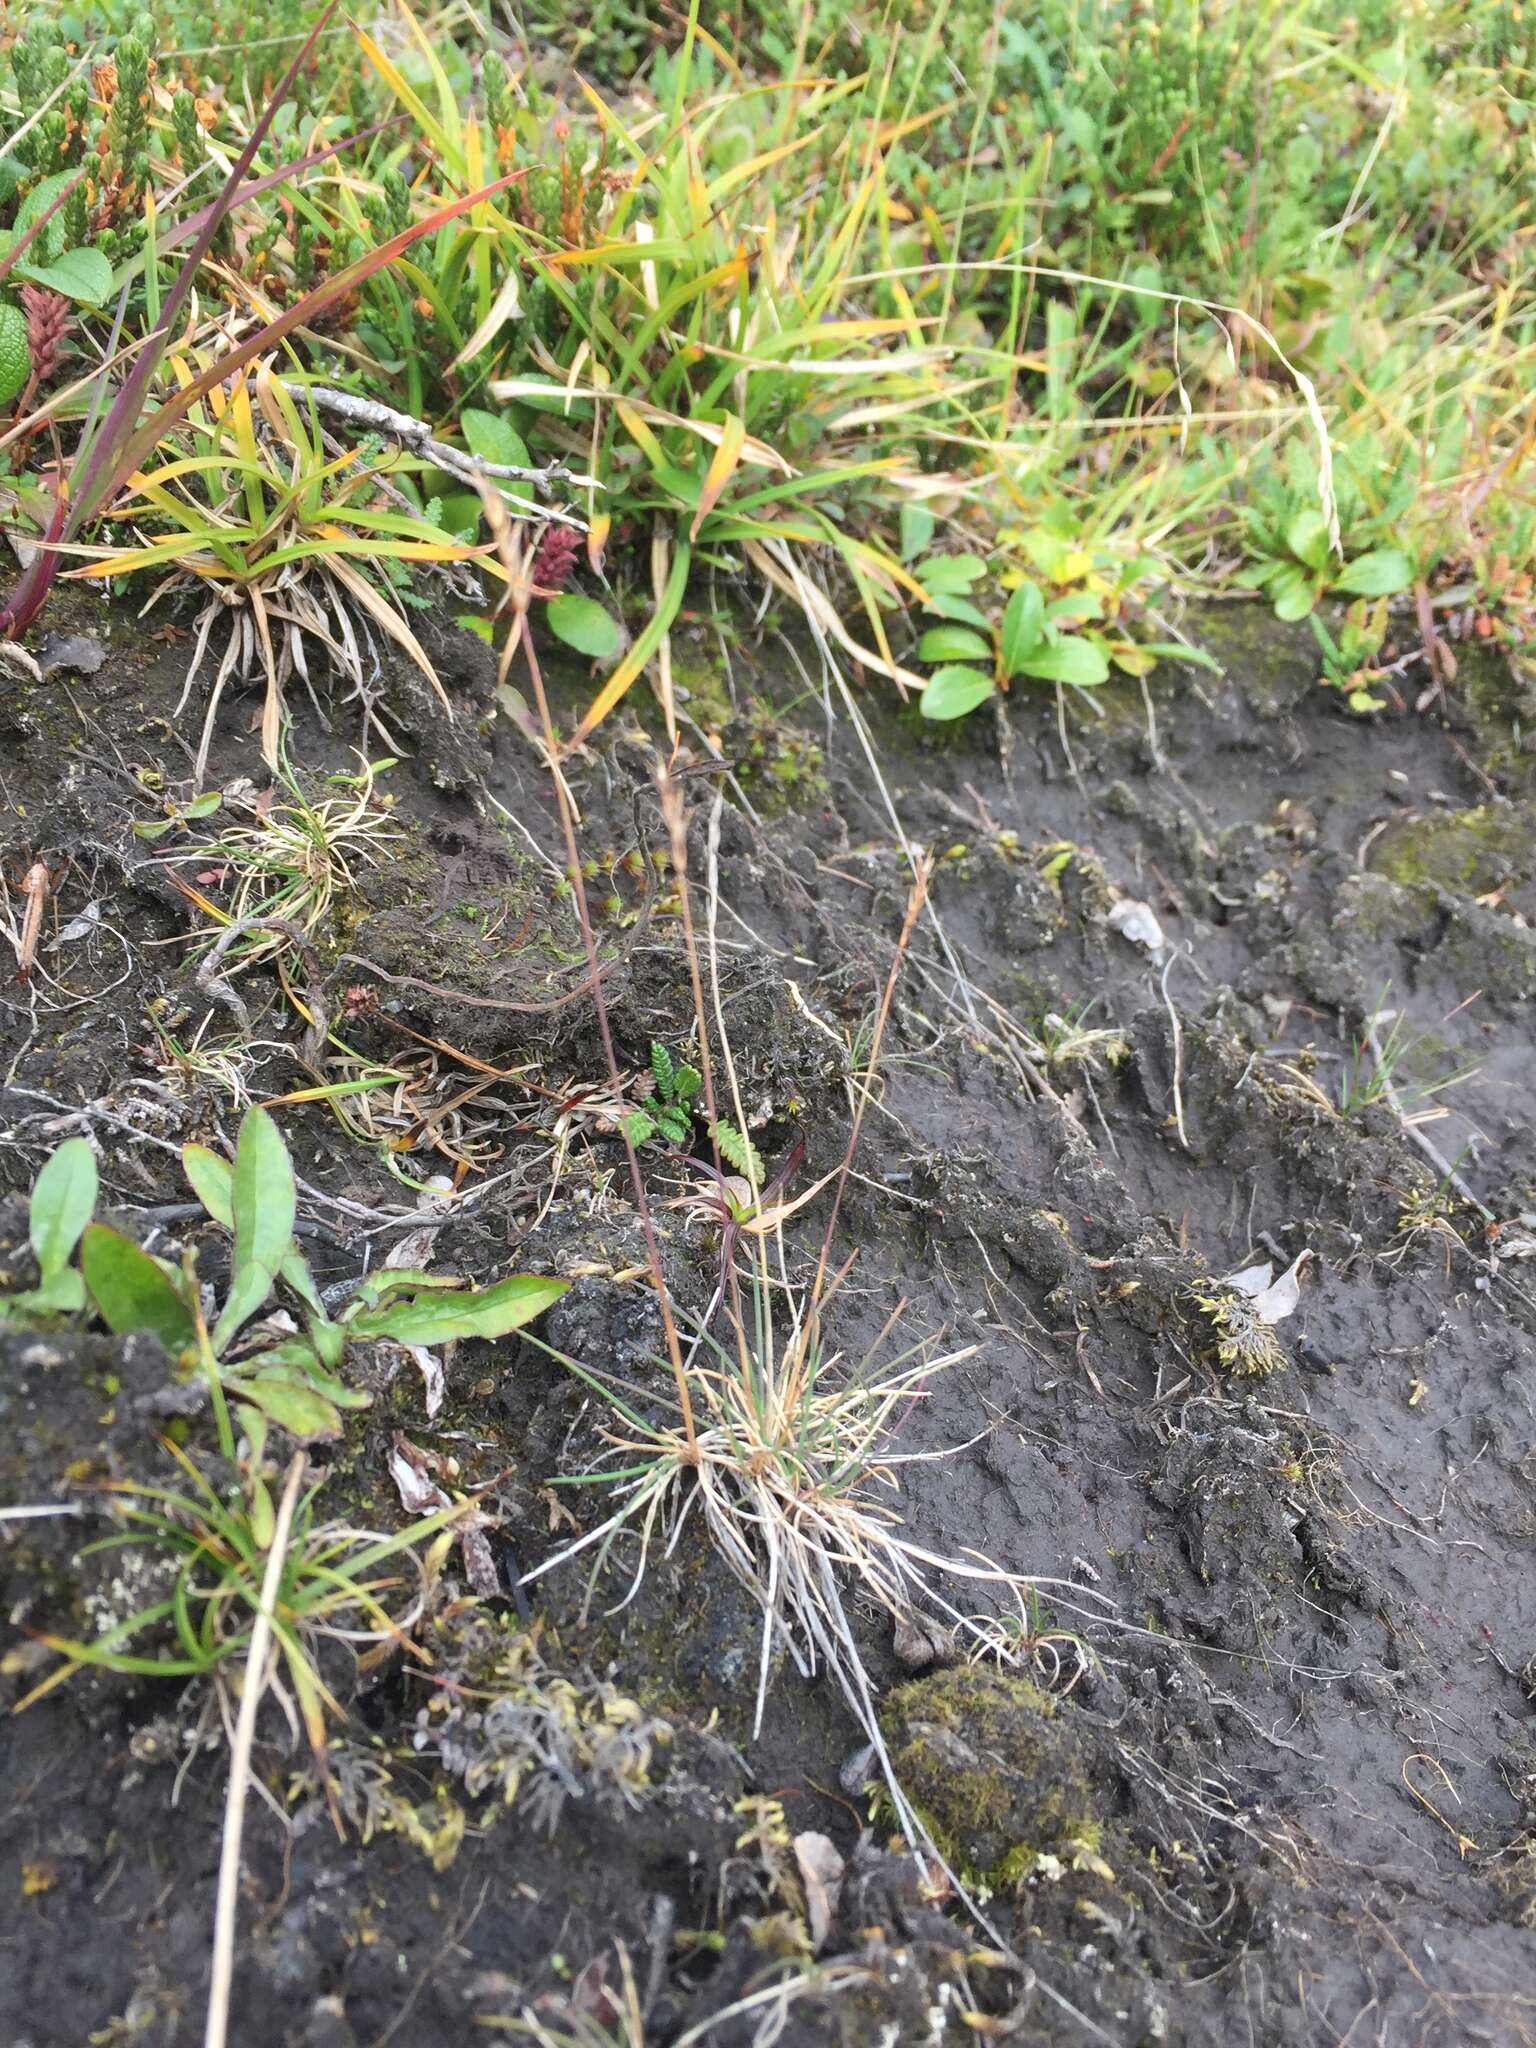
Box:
[1368, 801, 1535, 896]
[880, 1666, 1101, 1886]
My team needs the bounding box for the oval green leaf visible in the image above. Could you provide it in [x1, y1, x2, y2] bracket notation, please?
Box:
[29, 1138, 98, 1279]
[349, 1273, 568, 1347]
[214, 1106, 295, 1350]
[919, 665, 997, 720]
[182, 1142, 234, 1228]
[547, 593, 627, 662]
[80, 1224, 196, 1351]
[1284, 507, 1330, 572]
[233, 1375, 343, 1442]
[918, 625, 992, 663]
[921, 593, 991, 629]
[1014, 637, 1111, 686]
[1000, 582, 1046, 675]
[462, 407, 530, 471]
[0, 301, 29, 409]
[1333, 548, 1413, 598]
[17, 245, 112, 303]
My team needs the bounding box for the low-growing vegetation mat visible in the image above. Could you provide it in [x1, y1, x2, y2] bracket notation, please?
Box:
[2, 3, 1536, 2045]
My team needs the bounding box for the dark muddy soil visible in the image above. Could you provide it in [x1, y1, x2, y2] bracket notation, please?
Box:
[4, 590, 1536, 2048]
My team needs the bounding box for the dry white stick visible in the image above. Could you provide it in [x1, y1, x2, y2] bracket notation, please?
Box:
[274, 380, 598, 522]
[204, 1450, 308, 2048]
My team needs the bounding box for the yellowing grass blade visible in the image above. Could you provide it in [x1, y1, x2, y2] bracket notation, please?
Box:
[326, 556, 452, 715]
[568, 535, 691, 748]
[689, 412, 745, 539]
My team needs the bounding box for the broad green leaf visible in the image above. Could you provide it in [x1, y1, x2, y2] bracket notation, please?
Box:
[1333, 548, 1413, 597]
[4, 1270, 86, 1318]
[348, 1273, 568, 1347]
[1000, 582, 1046, 675]
[1045, 592, 1105, 623]
[919, 665, 997, 720]
[30, 1138, 97, 1278]
[214, 1106, 296, 1351]
[239, 1343, 371, 1408]
[0, 301, 28, 409]
[1014, 637, 1112, 686]
[546, 593, 627, 662]
[16, 245, 112, 303]
[917, 554, 987, 596]
[1269, 563, 1318, 621]
[899, 503, 935, 562]
[182, 1143, 234, 1227]
[79, 1225, 196, 1351]
[348, 1268, 466, 1311]
[233, 1374, 343, 1442]
[1284, 507, 1330, 571]
[461, 407, 530, 470]
[921, 593, 991, 629]
[918, 625, 992, 663]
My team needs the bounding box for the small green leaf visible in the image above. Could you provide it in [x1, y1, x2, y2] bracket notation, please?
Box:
[671, 1062, 701, 1104]
[1000, 582, 1046, 675]
[1045, 592, 1105, 623]
[29, 1138, 97, 1279]
[16, 245, 112, 303]
[712, 1120, 764, 1181]
[6, 1270, 86, 1318]
[239, 1343, 371, 1408]
[1284, 507, 1331, 571]
[349, 1273, 568, 1347]
[214, 1107, 296, 1352]
[899, 503, 935, 562]
[623, 1110, 657, 1147]
[233, 1375, 343, 1442]
[79, 1225, 196, 1351]
[1333, 548, 1413, 597]
[918, 625, 992, 663]
[462, 407, 530, 470]
[546, 593, 627, 662]
[650, 1042, 674, 1097]
[921, 593, 991, 628]
[1014, 637, 1112, 686]
[917, 555, 987, 596]
[1269, 563, 1318, 621]
[920, 665, 997, 720]
[182, 1143, 234, 1227]
[0, 302, 29, 409]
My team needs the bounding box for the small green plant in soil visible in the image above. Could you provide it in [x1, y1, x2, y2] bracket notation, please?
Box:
[2, 1106, 566, 1445]
[623, 1041, 762, 1178]
[1023, 1000, 1129, 1075]
[12, 1434, 469, 1768]
[913, 527, 1213, 721]
[1237, 470, 1415, 625]
[1311, 600, 1393, 714]
[1336, 991, 1482, 1120]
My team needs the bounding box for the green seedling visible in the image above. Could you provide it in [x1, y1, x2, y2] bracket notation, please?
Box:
[1238, 505, 1413, 624]
[623, 1040, 702, 1149]
[915, 529, 1215, 721]
[8, 1107, 566, 1447]
[3, 1136, 98, 1317]
[12, 1434, 473, 1775]
[1310, 600, 1392, 713]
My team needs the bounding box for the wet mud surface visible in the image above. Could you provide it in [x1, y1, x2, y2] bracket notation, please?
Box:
[3, 594, 1536, 2046]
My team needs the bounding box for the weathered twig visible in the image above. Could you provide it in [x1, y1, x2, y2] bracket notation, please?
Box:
[275, 381, 597, 524]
